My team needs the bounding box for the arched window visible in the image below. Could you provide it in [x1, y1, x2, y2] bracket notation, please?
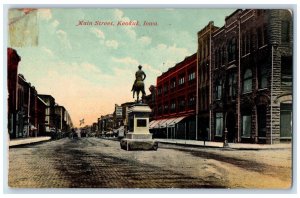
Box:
[243, 69, 252, 93]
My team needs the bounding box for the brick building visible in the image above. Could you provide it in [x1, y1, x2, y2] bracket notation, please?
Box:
[54, 105, 73, 135]
[99, 114, 114, 136]
[7, 48, 21, 138]
[150, 53, 197, 139]
[9, 73, 48, 138]
[38, 94, 56, 134]
[197, 21, 219, 140]
[210, 9, 293, 144]
[143, 85, 156, 120]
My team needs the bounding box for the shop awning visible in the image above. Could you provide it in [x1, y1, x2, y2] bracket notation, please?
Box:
[149, 120, 160, 129]
[149, 119, 168, 129]
[149, 116, 186, 129]
[172, 116, 186, 126]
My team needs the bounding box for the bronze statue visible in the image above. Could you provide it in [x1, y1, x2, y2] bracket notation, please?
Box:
[131, 65, 146, 102]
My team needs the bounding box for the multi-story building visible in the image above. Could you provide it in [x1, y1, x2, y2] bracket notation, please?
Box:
[9, 73, 47, 138]
[54, 105, 73, 135]
[7, 48, 73, 139]
[121, 102, 135, 133]
[143, 85, 156, 121]
[150, 53, 197, 139]
[36, 95, 47, 136]
[210, 9, 293, 144]
[38, 94, 56, 134]
[7, 48, 21, 138]
[99, 114, 114, 135]
[113, 104, 123, 129]
[197, 21, 219, 140]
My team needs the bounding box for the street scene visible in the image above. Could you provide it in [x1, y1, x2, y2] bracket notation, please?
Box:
[6, 8, 293, 190]
[9, 137, 292, 188]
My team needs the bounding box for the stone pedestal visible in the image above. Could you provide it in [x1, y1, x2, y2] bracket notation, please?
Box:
[120, 103, 158, 151]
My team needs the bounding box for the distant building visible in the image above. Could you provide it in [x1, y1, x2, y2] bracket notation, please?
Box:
[54, 105, 73, 134]
[36, 96, 47, 136]
[113, 104, 123, 129]
[143, 85, 156, 121]
[150, 53, 197, 139]
[7, 48, 73, 139]
[8, 73, 47, 138]
[99, 114, 114, 135]
[38, 94, 56, 134]
[121, 102, 135, 133]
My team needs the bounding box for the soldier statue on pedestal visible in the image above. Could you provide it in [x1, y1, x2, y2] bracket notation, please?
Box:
[131, 65, 146, 103]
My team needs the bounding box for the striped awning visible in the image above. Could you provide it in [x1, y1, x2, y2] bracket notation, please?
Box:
[149, 116, 186, 129]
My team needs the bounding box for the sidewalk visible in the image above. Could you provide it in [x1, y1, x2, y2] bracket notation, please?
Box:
[9, 136, 51, 147]
[155, 138, 292, 150]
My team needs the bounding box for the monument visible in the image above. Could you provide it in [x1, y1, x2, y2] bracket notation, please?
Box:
[120, 65, 158, 151]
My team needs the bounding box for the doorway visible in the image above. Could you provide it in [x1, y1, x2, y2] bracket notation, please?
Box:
[226, 111, 236, 143]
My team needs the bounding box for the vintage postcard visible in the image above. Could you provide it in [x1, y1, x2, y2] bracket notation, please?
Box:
[6, 6, 293, 190]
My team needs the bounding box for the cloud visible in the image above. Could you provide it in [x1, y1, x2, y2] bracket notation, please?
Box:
[142, 63, 161, 75]
[56, 29, 72, 49]
[90, 28, 105, 40]
[42, 47, 54, 57]
[112, 57, 139, 65]
[152, 43, 190, 67]
[138, 36, 152, 46]
[38, 9, 52, 21]
[113, 9, 137, 40]
[51, 20, 59, 28]
[105, 40, 119, 49]
[81, 62, 102, 74]
[114, 9, 124, 20]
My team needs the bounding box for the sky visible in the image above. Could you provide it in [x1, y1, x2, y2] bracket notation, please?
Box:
[8, 8, 235, 127]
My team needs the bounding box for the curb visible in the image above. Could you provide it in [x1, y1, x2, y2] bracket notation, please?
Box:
[158, 141, 224, 149]
[156, 141, 291, 151]
[9, 138, 52, 148]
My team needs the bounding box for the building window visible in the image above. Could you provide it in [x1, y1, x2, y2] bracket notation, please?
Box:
[170, 78, 176, 89]
[170, 100, 176, 112]
[164, 104, 169, 114]
[228, 38, 236, 62]
[178, 75, 185, 85]
[228, 72, 237, 98]
[157, 105, 162, 115]
[263, 24, 268, 46]
[242, 115, 251, 138]
[258, 63, 268, 89]
[257, 26, 263, 47]
[215, 113, 223, 136]
[222, 46, 226, 65]
[163, 84, 168, 93]
[157, 86, 162, 96]
[242, 33, 246, 55]
[219, 48, 222, 66]
[281, 56, 292, 87]
[246, 31, 251, 54]
[188, 71, 195, 81]
[215, 80, 223, 100]
[214, 49, 218, 69]
[281, 21, 290, 43]
[188, 95, 195, 107]
[178, 97, 185, 112]
[243, 69, 252, 93]
[280, 103, 292, 138]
